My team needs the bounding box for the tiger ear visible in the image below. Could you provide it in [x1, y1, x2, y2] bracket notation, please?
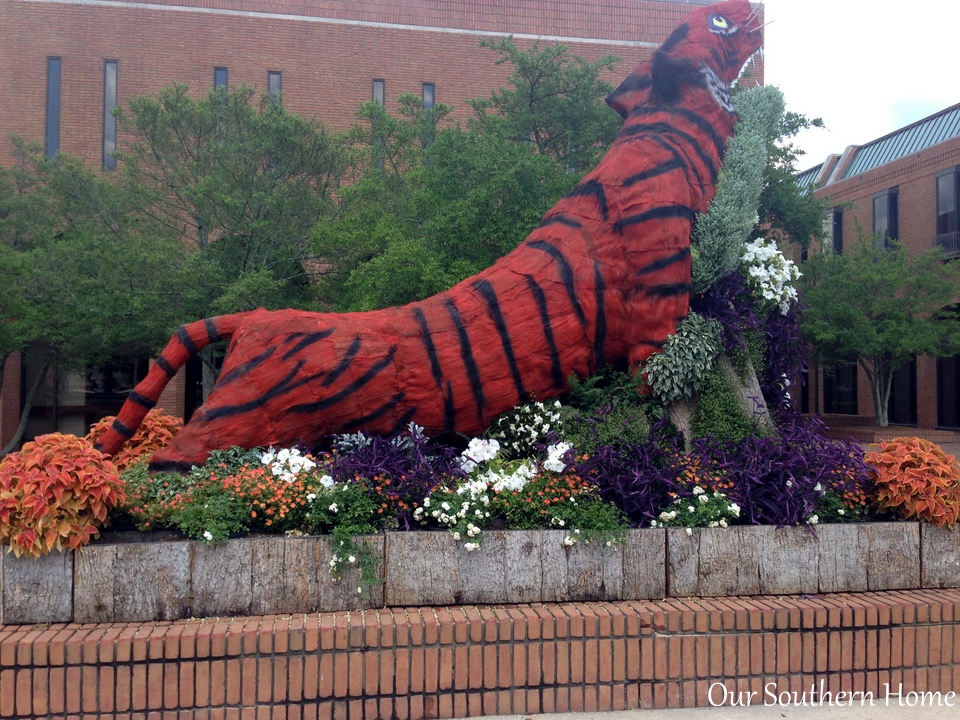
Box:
[605, 64, 652, 119]
[651, 48, 697, 106]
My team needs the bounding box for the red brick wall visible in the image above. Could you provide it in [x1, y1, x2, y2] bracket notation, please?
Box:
[811, 136, 960, 431]
[2, 590, 959, 718]
[0, 0, 764, 167]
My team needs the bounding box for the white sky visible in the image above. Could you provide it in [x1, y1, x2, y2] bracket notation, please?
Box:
[760, 0, 960, 171]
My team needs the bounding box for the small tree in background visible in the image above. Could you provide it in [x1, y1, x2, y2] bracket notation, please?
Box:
[800, 234, 960, 426]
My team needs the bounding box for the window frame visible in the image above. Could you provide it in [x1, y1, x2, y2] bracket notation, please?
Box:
[102, 60, 118, 171]
[45, 57, 62, 160]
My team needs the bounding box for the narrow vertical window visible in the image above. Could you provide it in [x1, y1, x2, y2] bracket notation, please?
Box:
[45, 57, 62, 160]
[372, 79, 385, 106]
[422, 83, 435, 111]
[214, 67, 228, 90]
[832, 207, 843, 254]
[872, 188, 898, 248]
[421, 82, 436, 149]
[267, 71, 282, 104]
[936, 169, 959, 256]
[103, 60, 118, 171]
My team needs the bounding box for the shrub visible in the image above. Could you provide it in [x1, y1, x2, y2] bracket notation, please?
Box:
[691, 419, 873, 527]
[86, 409, 183, 471]
[867, 437, 960, 527]
[570, 421, 684, 527]
[326, 424, 464, 529]
[0, 433, 125, 557]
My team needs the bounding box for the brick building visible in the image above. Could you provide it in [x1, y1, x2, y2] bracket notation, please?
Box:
[0, 0, 766, 447]
[797, 103, 960, 432]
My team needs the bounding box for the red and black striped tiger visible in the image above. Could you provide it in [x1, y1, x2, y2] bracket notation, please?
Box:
[96, 0, 764, 471]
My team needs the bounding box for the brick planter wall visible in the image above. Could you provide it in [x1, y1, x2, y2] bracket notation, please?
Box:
[3, 589, 960, 718]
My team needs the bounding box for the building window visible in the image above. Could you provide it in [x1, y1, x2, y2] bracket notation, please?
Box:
[936, 168, 960, 256]
[888, 358, 917, 425]
[823, 365, 857, 415]
[872, 188, 898, 248]
[267, 71, 282, 104]
[372, 79, 385, 106]
[422, 83, 435, 110]
[103, 60, 118, 171]
[45, 57, 62, 160]
[214, 67, 228, 90]
[832, 207, 843, 253]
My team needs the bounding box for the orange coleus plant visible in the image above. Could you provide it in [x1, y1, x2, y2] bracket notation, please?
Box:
[86, 408, 183, 471]
[0, 433, 126, 557]
[866, 437, 960, 527]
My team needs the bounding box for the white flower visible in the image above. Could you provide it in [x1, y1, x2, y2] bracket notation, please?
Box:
[807, 514, 819, 525]
[698, 494, 708, 504]
[563, 535, 576, 546]
[464, 542, 480, 552]
[328, 503, 339, 513]
[814, 483, 823, 492]
[838, 509, 845, 516]
[319, 475, 335, 490]
[685, 528, 693, 535]
[306, 493, 317, 503]
[692, 486, 705, 496]
[348, 555, 356, 564]
[728, 503, 741, 517]
[719, 519, 728, 528]
[650, 520, 658, 528]
[203, 531, 213, 541]
[688, 506, 695, 513]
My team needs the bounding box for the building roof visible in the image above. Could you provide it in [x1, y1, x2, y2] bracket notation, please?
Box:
[795, 163, 823, 192]
[840, 103, 960, 180]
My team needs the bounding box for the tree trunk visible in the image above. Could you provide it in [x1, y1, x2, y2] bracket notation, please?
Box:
[863, 357, 892, 427]
[0, 362, 50, 458]
[668, 353, 776, 451]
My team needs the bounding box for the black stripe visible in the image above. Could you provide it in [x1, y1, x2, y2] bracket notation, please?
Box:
[288, 349, 398, 415]
[340, 392, 405, 432]
[472, 280, 530, 404]
[566, 180, 609, 222]
[322, 335, 362, 387]
[636, 248, 691, 276]
[444, 299, 486, 418]
[623, 158, 684, 187]
[200, 361, 321, 421]
[659, 23, 689, 53]
[204, 317, 222, 343]
[148, 460, 198, 474]
[627, 108, 726, 165]
[155, 356, 176, 377]
[710, 47, 725, 72]
[111, 418, 135, 439]
[387, 407, 419, 437]
[636, 338, 667, 349]
[646, 283, 693, 298]
[614, 205, 695, 233]
[443, 381, 456, 434]
[413, 308, 444, 388]
[606, 72, 652, 118]
[650, 135, 707, 193]
[593, 262, 607, 370]
[524, 275, 565, 389]
[281, 328, 335, 360]
[619, 120, 719, 183]
[128, 391, 156, 410]
[538, 215, 582, 229]
[217, 346, 277, 387]
[527, 240, 588, 328]
[176, 325, 200, 356]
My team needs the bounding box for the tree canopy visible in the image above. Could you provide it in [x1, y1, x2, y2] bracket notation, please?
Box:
[800, 235, 960, 426]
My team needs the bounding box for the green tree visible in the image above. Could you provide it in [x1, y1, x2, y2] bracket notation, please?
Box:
[315, 38, 620, 311]
[117, 83, 348, 318]
[0, 140, 189, 454]
[800, 235, 960, 426]
[468, 38, 622, 175]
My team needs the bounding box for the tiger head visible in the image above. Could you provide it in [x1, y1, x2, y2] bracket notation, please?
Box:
[652, 0, 764, 109]
[607, 0, 764, 117]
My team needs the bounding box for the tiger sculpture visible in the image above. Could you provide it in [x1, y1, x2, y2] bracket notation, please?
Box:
[96, 0, 764, 471]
